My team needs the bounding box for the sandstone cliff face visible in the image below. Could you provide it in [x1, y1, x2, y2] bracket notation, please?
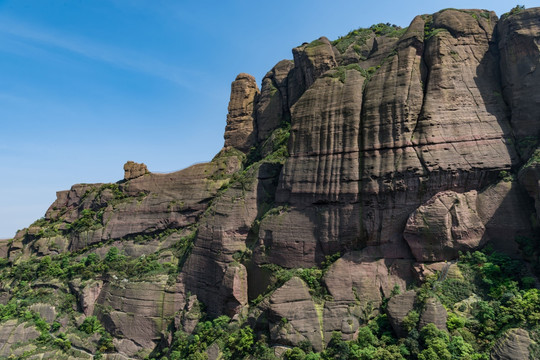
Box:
[499, 8, 540, 155]
[223, 73, 260, 152]
[256, 60, 294, 141]
[2, 7, 540, 359]
[254, 8, 527, 271]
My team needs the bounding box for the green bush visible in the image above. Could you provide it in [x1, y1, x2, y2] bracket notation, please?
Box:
[79, 315, 104, 334]
[284, 347, 306, 360]
[446, 313, 467, 332]
[402, 310, 420, 333]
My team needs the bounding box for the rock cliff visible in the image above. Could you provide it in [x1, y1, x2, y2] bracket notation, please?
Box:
[1, 6, 540, 360]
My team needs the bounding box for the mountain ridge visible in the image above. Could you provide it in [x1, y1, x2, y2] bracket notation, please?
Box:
[0, 6, 539, 359]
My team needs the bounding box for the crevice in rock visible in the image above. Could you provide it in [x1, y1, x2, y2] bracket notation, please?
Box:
[411, 36, 431, 177]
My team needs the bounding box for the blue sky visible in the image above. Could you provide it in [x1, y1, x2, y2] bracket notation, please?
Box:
[0, 0, 535, 238]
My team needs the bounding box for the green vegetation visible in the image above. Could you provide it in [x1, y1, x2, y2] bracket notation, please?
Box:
[251, 252, 340, 306]
[79, 315, 105, 334]
[498, 170, 515, 182]
[261, 123, 291, 164]
[325, 64, 378, 84]
[519, 139, 540, 164]
[501, 5, 526, 19]
[67, 208, 103, 233]
[154, 315, 263, 360]
[262, 248, 540, 360]
[20, 182, 147, 246]
[411, 248, 540, 357]
[244, 121, 291, 168]
[306, 39, 327, 49]
[423, 16, 449, 40]
[0, 245, 178, 285]
[332, 23, 407, 55]
[0, 295, 114, 356]
[14, 192, 540, 359]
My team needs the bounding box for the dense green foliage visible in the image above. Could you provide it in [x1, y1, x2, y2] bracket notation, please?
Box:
[151, 247, 540, 360]
[0, 247, 177, 284]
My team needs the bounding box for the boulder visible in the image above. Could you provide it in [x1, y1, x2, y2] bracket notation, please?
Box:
[123, 161, 148, 180]
[29, 303, 57, 323]
[404, 190, 486, 262]
[268, 277, 323, 351]
[419, 297, 447, 331]
[323, 252, 411, 307]
[490, 328, 533, 360]
[386, 290, 417, 337]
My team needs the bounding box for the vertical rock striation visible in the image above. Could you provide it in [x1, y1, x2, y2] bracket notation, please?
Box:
[498, 8, 540, 156]
[224, 73, 260, 152]
[4, 8, 540, 357]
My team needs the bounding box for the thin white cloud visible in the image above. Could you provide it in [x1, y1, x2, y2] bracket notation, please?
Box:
[0, 92, 27, 103]
[0, 16, 203, 88]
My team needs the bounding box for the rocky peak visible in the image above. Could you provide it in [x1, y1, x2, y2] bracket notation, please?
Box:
[223, 73, 260, 152]
[123, 161, 149, 180]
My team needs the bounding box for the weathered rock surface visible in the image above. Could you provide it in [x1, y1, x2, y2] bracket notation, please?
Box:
[386, 290, 417, 338]
[419, 297, 447, 331]
[361, 9, 517, 255]
[322, 303, 360, 342]
[0, 320, 40, 357]
[498, 8, 540, 151]
[9, 155, 242, 257]
[69, 279, 104, 316]
[183, 162, 281, 316]
[323, 251, 412, 307]
[267, 277, 323, 351]
[224, 73, 260, 152]
[476, 180, 534, 256]
[68, 332, 101, 354]
[404, 180, 534, 262]
[95, 277, 185, 350]
[260, 67, 365, 268]
[414, 261, 463, 282]
[404, 190, 486, 262]
[288, 37, 337, 106]
[205, 342, 222, 360]
[414, 10, 515, 172]
[123, 161, 149, 180]
[103, 159, 239, 242]
[519, 149, 540, 223]
[256, 60, 294, 141]
[320, 251, 414, 341]
[29, 303, 57, 323]
[175, 294, 201, 334]
[490, 328, 533, 360]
